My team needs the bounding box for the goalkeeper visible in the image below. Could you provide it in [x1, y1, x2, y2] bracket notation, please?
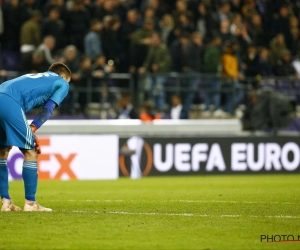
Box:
[0, 62, 71, 212]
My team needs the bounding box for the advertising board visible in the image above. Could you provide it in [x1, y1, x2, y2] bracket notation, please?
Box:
[8, 135, 119, 180]
[119, 136, 300, 176]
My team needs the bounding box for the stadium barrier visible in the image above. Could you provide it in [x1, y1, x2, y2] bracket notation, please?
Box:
[8, 135, 119, 181]
[1, 71, 300, 114]
[7, 131, 300, 181]
[119, 135, 300, 177]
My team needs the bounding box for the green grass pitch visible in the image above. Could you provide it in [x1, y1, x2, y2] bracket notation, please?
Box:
[1, 175, 300, 250]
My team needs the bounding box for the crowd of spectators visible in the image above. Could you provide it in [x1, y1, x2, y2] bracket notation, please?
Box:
[1, 0, 300, 119]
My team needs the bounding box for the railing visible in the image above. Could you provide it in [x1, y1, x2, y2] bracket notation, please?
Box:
[1, 71, 299, 117]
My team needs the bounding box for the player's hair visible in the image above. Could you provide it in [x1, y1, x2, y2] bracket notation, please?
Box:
[48, 62, 72, 79]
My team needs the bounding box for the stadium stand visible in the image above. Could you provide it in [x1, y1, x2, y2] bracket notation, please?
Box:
[0, 0, 300, 131]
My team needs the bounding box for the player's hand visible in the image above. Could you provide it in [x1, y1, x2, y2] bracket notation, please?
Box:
[30, 124, 41, 154]
[33, 134, 41, 154]
[30, 124, 37, 133]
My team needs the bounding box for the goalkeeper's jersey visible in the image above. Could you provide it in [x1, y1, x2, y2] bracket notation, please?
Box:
[0, 71, 69, 113]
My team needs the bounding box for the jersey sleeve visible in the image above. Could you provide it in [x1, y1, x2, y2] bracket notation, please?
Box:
[49, 79, 69, 105]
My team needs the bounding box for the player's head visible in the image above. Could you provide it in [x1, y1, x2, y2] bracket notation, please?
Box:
[48, 62, 72, 83]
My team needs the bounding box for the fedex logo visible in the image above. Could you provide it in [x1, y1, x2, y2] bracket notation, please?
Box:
[8, 137, 77, 180]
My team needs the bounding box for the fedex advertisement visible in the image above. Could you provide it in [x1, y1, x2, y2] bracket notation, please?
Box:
[8, 135, 119, 181]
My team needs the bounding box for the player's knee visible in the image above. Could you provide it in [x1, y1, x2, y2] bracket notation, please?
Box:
[20, 149, 39, 161]
[0, 147, 11, 158]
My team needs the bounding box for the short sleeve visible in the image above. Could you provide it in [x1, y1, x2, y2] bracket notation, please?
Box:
[49, 79, 69, 105]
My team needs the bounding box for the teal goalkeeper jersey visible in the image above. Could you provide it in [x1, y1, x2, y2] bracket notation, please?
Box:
[0, 71, 69, 113]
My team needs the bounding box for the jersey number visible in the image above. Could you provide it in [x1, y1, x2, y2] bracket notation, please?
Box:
[24, 73, 56, 79]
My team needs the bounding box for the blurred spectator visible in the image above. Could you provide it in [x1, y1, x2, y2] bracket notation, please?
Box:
[176, 13, 195, 35]
[186, 32, 204, 73]
[243, 44, 259, 77]
[230, 0, 242, 13]
[241, 0, 257, 20]
[139, 101, 161, 121]
[20, 10, 42, 55]
[129, 18, 155, 73]
[91, 54, 115, 104]
[41, 7, 65, 51]
[169, 94, 188, 119]
[59, 45, 81, 115]
[18, 49, 48, 74]
[218, 18, 234, 44]
[256, 47, 273, 77]
[172, 0, 194, 26]
[140, 0, 167, 19]
[170, 32, 190, 72]
[84, 19, 103, 61]
[101, 15, 121, 69]
[37, 35, 56, 65]
[65, 0, 90, 52]
[117, 94, 139, 119]
[275, 49, 297, 78]
[138, 7, 160, 30]
[159, 14, 177, 47]
[73, 56, 93, 116]
[42, 0, 65, 17]
[120, 9, 140, 72]
[221, 42, 240, 115]
[269, 33, 287, 66]
[61, 45, 81, 73]
[292, 54, 300, 79]
[271, 4, 290, 40]
[286, 16, 300, 55]
[82, 0, 94, 19]
[113, 0, 128, 22]
[203, 36, 222, 117]
[138, 32, 171, 111]
[196, 2, 212, 40]
[19, 0, 36, 24]
[211, 1, 232, 34]
[94, 0, 116, 21]
[247, 13, 266, 46]
[1, 0, 22, 70]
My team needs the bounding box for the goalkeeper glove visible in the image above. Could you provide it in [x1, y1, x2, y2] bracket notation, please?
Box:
[30, 124, 41, 154]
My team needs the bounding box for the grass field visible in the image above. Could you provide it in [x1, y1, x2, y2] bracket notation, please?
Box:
[1, 175, 300, 250]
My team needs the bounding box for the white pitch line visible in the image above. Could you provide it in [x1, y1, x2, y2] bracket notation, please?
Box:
[71, 210, 236, 217]
[50, 199, 297, 204]
[171, 200, 295, 204]
[50, 200, 124, 202]
[69, 210, 300, 219]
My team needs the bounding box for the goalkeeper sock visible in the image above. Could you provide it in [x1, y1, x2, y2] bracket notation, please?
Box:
[0, 158, 10, 199]
[22, 161, 38, 201]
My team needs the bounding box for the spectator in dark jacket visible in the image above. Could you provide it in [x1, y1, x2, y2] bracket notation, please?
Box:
[275, 49, 297, 77]
[138, 32, 171, 111]
[203, 36, 223, 117]
[101, 15, 121, 69]
[121, 9, 140, 71]
[1, 0, 22, 70]
[170, 32, 190, 72]
[41, 7, 65, 51]
[64, 0, 90, 52]
[117, 94, 139, 119]
[243, 44, 260, 77]
[256, 47, 273, 77]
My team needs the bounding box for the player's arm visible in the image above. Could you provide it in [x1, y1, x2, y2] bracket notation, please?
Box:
[29, 100, 57, 154]
[30, 99, 57, 132]
[30, 79, 69, 131]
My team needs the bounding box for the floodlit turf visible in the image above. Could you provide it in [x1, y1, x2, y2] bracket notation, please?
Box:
[0, 175, 300, 250]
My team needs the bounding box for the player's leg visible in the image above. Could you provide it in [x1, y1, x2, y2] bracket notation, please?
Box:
[0, 95, 51, 211]
[20, 149, 52, 212]
[0, 146, 21, 212]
